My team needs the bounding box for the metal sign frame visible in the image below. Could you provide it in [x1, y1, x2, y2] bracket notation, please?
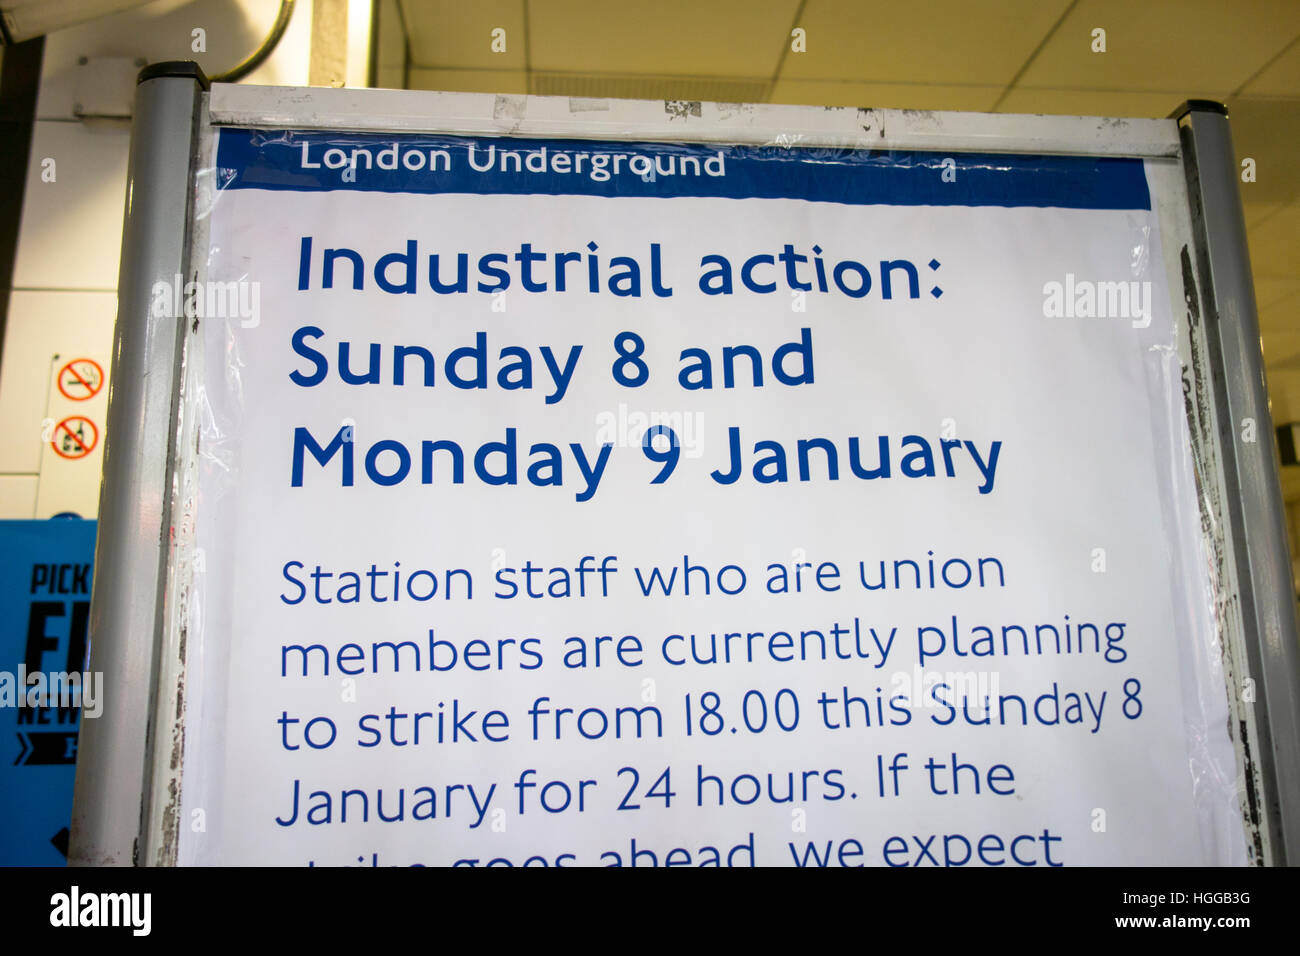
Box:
[69, 61, 1300, 867]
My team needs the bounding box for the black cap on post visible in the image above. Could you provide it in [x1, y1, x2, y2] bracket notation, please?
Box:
[137, 60, 210, 90]
[1170, 99, 1229, 120]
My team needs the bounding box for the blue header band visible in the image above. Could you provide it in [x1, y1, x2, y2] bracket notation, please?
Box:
[214, 129, 1151, 211]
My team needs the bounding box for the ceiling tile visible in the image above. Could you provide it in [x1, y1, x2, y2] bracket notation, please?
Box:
[375, 0, 408, 91]
[1246, 201, 1300, 279]
[996, 87, 1217, 117]
[769, 79, 1002, 111]
[1241, 36, 1300, 96]
[1016, 0, 1300, 93]
[401, 0, 526, 70]
[1254, 279, 1300, 311]
[407, 67, 529, 95]
[1244, 200, 1284, 228]
[781, 0, 1071, 85]
[528, 0, 799, 77]
[1223, 96, 1300, 206]
[1262, 327, 1300, 358]
[530, 72, 771, 102]
[1258, 292, 1300, 333]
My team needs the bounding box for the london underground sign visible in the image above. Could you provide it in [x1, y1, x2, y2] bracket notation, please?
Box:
[162, 124, 1245, 867]
[78, 84, 1295, 869]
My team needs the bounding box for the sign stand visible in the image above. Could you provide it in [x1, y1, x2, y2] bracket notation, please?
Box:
[70, 62, 1300, 867]
[70, 62, 207, 866]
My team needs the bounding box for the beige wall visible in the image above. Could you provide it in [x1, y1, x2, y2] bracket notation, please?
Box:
[0, 0, 318, 518]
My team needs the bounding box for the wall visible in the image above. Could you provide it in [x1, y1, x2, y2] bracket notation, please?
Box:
[0, 0, 315, 518]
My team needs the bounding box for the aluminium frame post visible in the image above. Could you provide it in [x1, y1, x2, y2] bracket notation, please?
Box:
[68, 62, 207, 867]
[1177, 100, 1300, 866]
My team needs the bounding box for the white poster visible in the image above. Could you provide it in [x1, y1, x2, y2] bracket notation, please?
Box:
[178, 127, 1247, 865]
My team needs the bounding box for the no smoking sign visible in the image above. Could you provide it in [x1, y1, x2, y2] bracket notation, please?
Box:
[56, 358, 104, 401]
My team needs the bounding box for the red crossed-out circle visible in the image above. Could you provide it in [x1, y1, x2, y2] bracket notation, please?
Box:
[50, 416, 99, 459]
[56, 358, 104, 401]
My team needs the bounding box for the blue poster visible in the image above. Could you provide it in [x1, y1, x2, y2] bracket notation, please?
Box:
[0, 519, 96, 866]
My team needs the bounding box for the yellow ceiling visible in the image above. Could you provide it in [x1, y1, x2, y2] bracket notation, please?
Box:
[381, 0, 1300, 494]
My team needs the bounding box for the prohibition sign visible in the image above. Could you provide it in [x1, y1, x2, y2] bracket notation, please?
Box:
[51, 416, 98, 460]
[56, 358, 104, 401]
